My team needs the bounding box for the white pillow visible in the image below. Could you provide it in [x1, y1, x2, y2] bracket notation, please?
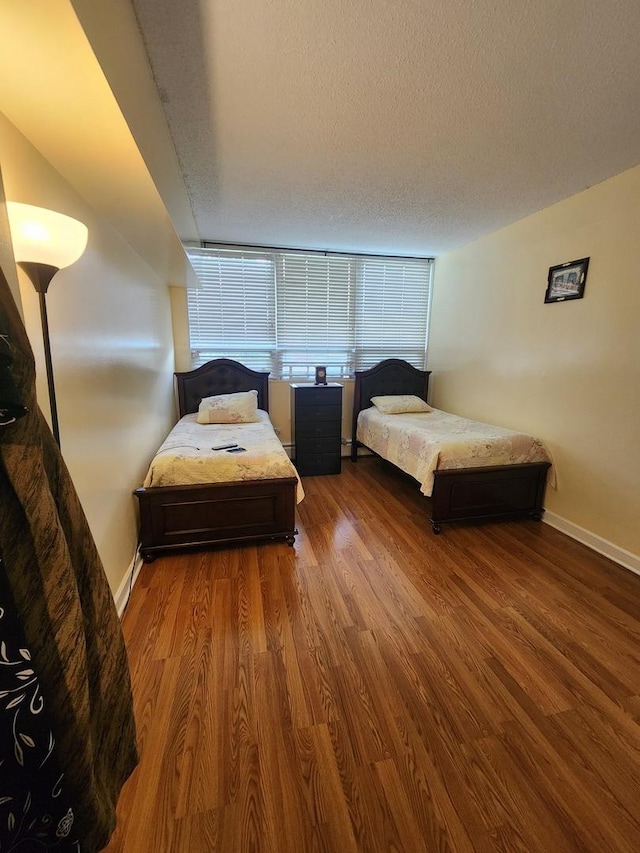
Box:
[370, 394, 432, 415]
[197, 390, 261, 424]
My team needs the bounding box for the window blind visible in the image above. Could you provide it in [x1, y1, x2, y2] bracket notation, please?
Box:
[355, 257, 431, 370]
[186, 245, 433, 378]
[187, 248, 275, 371]
[276, 253, 356, 380]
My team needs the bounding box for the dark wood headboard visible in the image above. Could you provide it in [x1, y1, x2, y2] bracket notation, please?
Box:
[351, 358, 431, 453]
[175, 358, 270, 417]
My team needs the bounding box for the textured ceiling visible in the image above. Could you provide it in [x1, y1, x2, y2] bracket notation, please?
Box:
[131, 0, 640, 256]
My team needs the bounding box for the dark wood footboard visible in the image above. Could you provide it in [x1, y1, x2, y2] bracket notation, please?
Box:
[135, 477, 298, 561]
[429, 462, 551, 533]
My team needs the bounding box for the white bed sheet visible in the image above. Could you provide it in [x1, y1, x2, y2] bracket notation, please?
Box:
[357, 406, 554, 497]
[143, 410, 304, 503]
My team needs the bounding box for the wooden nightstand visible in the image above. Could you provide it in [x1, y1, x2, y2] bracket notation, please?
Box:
[290, 383, 343, 475]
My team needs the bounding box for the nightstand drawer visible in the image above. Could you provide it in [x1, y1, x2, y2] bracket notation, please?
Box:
[296, 454, 341, 476]
[295, 387, 342, 406]
[295, 403, 342, 423]
[296, 421, 341, 440]
[296, 436, 341, 455]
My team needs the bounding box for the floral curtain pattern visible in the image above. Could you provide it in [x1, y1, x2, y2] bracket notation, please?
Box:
[0, 558, 80, 851]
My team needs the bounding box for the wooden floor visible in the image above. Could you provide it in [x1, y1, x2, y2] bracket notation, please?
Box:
[104, 457, 640, 852]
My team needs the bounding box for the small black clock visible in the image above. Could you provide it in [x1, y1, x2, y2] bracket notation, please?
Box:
[314, 366, 327, 385]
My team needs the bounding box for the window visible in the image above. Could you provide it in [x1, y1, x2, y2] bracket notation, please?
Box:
[186, 250, 275, 372]
[186, 246, 433, 379]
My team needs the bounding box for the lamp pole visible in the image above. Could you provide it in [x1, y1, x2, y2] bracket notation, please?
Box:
[17, 261, 60, 445]
[7, 203, 89, 449]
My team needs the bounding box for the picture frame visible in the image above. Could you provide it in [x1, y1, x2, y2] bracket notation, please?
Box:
[544, 257, 589, 303]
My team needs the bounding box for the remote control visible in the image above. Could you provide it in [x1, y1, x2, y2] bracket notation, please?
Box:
[212, 443, 238, 450]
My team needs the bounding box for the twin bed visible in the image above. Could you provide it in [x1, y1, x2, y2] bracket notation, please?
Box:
[135, 359, 301, 562]
[136, 357, 552, 559]
[351, 359, 552, 533]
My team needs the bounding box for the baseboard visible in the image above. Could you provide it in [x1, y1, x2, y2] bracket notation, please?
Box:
[543, 511, 640, 577]
[114, 548, 144, 618]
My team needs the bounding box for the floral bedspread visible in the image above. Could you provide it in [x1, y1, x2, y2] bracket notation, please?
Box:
[143, 411, 305, 503]
[357, 407, 554, 497]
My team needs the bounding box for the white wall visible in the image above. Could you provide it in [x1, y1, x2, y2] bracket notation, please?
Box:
[0, 115, 177, 594]
[429, 165, 640, 560]
[0, 167, 21, 308]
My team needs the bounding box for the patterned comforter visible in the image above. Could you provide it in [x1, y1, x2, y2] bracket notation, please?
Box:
[357, 407, 554, 497]
[143, 410, 305, 502]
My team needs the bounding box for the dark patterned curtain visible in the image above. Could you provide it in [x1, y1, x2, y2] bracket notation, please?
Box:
[0, 263, 137, 852]
[0, 558, 81, 851]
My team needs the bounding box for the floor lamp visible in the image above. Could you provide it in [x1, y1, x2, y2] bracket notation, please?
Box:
[7, 202, 88, 446]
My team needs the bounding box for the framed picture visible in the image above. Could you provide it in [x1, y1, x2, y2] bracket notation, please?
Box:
[545, 257, 589, 303]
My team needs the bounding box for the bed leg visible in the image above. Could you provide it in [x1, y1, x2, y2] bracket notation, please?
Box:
[430, 521, 442, 534]
[141, 551, 156, 563]
[285, 534, 296, 546]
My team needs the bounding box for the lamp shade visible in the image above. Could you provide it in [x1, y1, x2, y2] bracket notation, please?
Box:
[7, 202, 88, 270]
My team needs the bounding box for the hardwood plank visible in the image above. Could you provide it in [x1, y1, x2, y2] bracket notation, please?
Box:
[469, 735, 588, 852]
[116, 655, 184, 853]
[104, 461, 640, 852]
[353, 629, 470, 852]
[253, 649, 314, 851]
[296, 722, 360, 850]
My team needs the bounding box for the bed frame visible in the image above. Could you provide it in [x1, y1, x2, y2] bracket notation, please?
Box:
[135, 359, 298, 561]
[351, 359, 551, 533]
